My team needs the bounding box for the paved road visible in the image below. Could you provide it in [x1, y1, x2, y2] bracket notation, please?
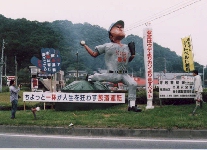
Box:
[1, 133, 207, 149]
[1, 125, 207, 139]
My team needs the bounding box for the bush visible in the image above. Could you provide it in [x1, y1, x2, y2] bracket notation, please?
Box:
[136, 90, 147, 104]
[20, 86, 30, 91]
[2, 86, 9, 92]
[1, 85, 30, 93]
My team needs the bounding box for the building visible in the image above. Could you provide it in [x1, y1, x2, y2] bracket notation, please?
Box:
[65, 70, 88, 81]
[29, 66, 65, 92]
[133, 77, 159, 88]
[154, 72, 202, 80]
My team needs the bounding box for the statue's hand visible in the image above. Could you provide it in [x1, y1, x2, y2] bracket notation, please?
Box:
[80, 40, 86, 46]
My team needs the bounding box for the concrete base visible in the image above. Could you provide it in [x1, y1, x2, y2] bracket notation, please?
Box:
[146, 99, 154, 109]
[146, 106, 154, 109]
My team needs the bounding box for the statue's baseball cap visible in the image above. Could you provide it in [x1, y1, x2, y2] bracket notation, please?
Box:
[108, 20, 124, 32]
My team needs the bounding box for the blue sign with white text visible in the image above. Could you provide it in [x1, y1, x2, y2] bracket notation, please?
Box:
[31, 48, 61, 74]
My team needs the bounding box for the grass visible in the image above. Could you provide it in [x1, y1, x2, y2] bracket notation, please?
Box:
[1, 91, 207, 130]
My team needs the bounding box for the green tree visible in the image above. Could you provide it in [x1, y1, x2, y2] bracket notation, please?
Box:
[18, 67, 30, 85]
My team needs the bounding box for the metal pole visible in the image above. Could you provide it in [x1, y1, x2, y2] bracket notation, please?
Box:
[203, 66, 205, 86]
[1, 39, 4, 62]
[0, 63, 2, 92]
[0, 39, 5, 92]
[4, 56, 6, 77]
[164, 58, 166, 73]
[140, 68, 141, 77]
[15, 56, 17, 86]
[76, 51, 79, 81]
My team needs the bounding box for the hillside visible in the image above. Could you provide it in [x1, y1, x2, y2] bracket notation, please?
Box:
[0, 14, 202, 81]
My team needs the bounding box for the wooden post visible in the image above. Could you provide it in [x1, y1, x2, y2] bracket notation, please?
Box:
[24, 101, 25, 111]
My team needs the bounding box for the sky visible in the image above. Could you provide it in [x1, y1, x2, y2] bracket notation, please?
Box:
[0, 0, 206, 67]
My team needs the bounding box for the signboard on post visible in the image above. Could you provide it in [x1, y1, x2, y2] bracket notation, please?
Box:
[31, 48, 61, 74]
[31, 78, 38, 89]
[30, 48, 61, 92]
[6, 76, 15, 86]
[159, 76, 195, 98]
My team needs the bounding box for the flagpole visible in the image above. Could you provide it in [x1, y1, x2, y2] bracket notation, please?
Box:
[190, 35, 195, 71]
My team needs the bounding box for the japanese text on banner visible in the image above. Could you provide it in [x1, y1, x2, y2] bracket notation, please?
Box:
[181, 36, 194, 72]
[23, 92, 125, 103]
[143, 28, 153, 100]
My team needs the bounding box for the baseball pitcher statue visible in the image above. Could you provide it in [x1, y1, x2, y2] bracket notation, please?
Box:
[80, 20, 141, 112]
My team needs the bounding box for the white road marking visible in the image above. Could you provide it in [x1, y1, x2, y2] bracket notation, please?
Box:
[0, 133, 207, 143]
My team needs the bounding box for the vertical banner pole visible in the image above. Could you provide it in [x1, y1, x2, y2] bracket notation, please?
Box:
[24, 101, 25, 111]
[143, 23, 154, 109]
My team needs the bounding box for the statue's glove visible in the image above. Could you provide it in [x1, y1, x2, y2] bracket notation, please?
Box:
[128, 41, 135, 55]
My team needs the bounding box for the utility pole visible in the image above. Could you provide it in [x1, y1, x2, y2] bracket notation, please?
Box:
[203, 66, 205, 87]
[164, 58, 167, 73]
[4, 56, 6, 77]
[140, 68, 141, 77]
[0, 39, 5, 92]
[76, 51, 79, 81]
[15, 56, 17, 86]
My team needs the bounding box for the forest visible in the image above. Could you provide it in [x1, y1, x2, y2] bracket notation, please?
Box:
[0, 14, 203, 84]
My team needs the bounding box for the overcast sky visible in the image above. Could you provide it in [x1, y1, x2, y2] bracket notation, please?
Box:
[0, 0, 206, 67]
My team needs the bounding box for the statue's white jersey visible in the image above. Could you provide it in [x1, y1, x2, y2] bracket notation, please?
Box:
[95, 42, 131, 72]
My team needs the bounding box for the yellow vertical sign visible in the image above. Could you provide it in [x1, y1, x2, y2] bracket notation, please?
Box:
[181, 36, 194, 72]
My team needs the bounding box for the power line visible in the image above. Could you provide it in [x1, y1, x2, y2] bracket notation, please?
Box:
[126, 0, 195, 29]
[83, 0, 202, 46]
[125, 0, 201, 32]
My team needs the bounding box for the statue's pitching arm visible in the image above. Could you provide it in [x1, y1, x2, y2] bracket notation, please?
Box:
[80, 41, 99, 58]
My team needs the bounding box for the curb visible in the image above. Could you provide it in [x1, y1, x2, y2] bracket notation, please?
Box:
[1, 125, 207, 139]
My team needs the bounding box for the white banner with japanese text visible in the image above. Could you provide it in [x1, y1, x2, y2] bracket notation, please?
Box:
[143, 24, 154, 109]
[23, 92, 125, 103]
[143, 26, 153, 100]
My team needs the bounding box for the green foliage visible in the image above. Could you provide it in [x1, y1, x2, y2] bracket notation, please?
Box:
[2, 86, 9, 92]
[137, 90, 147, 104]
[18, 67, 30, 84]
[2, 76, 7, 86]
[0, 14, 204, 81]
[20, 86, 30, 91]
